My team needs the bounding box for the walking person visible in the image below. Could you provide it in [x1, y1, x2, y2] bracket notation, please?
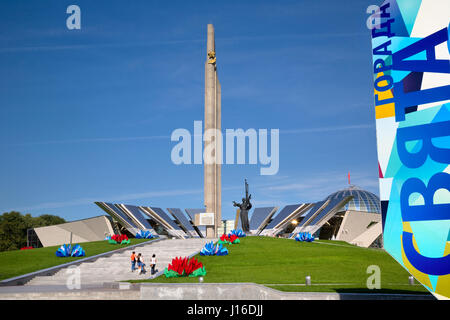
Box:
[130, 251, 136, 272]
[150, 254, 157, 276]
[137, 253, 146, 275]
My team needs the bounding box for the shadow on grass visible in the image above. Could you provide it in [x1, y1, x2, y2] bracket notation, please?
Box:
[267, 284, 432, 297]
[334, 288, 433, 296]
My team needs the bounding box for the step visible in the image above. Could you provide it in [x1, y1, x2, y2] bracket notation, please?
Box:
[25, 238, 209, 286]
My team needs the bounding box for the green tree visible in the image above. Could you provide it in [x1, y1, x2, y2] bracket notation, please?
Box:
[0, 212, 31, 251]
[0, 212, 66, 252]
[32, 214, 66, 228]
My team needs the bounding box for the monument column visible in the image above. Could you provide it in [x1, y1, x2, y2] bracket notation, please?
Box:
[204, 24, 221, 238]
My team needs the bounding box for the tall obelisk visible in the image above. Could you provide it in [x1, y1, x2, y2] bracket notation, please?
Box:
[204, 24, 221, 238]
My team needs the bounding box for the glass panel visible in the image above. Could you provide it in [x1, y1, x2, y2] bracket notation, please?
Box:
[103, 203, 138, 228]
[120, 204, 154, 229]
[309, 196, 352, 226]
[147, 207, 181, 230]
[298, 201, 326, 227]
[168, 208, 196, 232]
[250, 207, 277, 231]
[266, 204, 302, 229]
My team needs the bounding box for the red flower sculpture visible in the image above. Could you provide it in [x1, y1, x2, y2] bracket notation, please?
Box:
[111, 234, 128, 243]
[20, 246, 33, 250]
[168, 256, 187, 275]
[168, 256, 203, 276]
[219, 234, 238, 243]
[185, 257, 203, 276]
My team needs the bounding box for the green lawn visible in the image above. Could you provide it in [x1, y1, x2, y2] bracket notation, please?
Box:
[133, 237, 429, 294]
[0, 238, 151, 281]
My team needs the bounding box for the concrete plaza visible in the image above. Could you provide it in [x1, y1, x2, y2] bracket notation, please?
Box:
[25, 238, 210, 286]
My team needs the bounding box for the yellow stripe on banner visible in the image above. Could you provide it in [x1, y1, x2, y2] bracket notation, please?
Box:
[374, 71, 395, 119]
[401, 222, 433, 289]
[402, 222, 413, 233]
[435, 242, 450, 299]
[375, 103, 395, 119]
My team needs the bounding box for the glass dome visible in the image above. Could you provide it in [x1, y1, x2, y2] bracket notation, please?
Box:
[324, 186, 381, 214]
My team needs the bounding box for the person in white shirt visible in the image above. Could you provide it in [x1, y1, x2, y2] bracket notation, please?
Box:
[150, 254, 157, 275]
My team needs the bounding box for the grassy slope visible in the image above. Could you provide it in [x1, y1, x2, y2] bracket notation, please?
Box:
[134, 237, 428, 294]
[0, 238, 150, 281]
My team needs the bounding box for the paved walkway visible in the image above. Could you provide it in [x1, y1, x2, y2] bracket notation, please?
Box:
[0, 282, 434, 300]
[25, 238, 210, 287]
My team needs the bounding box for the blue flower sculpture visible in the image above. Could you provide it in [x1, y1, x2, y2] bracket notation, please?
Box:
[55, 244, 86, 257]
[295, 232, 314, 242]
[200, 241, 228, 256]
[135, 230, 155, 239]
[229, 229, 246, 238]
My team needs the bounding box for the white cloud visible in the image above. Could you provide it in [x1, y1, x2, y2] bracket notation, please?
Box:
[4, 188, 203, 213]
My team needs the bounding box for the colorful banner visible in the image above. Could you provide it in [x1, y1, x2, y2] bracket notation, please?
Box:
[370, 0, 450, 299]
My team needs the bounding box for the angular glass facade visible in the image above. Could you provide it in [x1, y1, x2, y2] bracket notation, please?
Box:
[325, 186, 381, 214]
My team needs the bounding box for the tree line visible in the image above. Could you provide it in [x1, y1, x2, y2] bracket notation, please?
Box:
[0, 211, 66, 252]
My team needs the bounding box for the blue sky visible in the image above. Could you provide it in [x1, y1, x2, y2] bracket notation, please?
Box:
[0, 0, 381, 221]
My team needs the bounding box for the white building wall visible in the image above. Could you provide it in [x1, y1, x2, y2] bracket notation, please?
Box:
[34, 216, 114, 247]
[336, 210, 381, 244]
